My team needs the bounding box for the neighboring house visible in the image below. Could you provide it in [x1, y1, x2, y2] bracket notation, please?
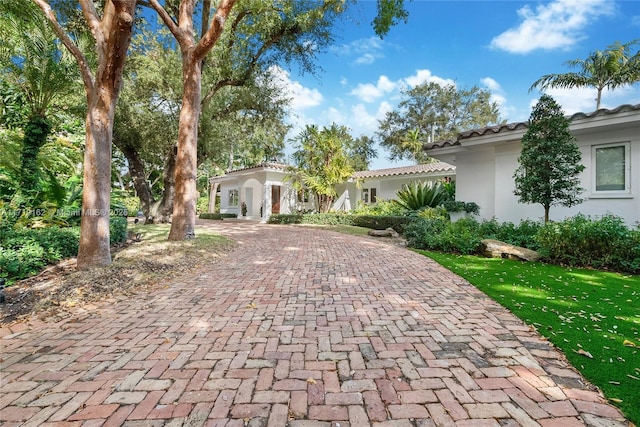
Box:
[424, 104, 640, 226]
[334, 163, 456, 210]
[208, 161, 456, 221]
[209, 163, 310, 220]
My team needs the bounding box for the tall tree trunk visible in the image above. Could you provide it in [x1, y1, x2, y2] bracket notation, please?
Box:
[35, 0, 136, 268]
[115, 140, 155, 219]
[169, 55, 201, 240]
[77, 101, 117, 268]
[149, 145, 177, 223]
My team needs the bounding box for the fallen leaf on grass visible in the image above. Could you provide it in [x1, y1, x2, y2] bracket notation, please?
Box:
[575, 349, 593, 358]
[623, 339, 636, 347]
[609, 398, 623, 403]
[627, 374, 640, 381]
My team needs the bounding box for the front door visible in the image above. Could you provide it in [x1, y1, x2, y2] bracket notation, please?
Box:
[271, 185, 281, 214]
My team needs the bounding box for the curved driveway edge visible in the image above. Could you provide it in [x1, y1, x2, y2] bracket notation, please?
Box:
[0, 222, 629, 426]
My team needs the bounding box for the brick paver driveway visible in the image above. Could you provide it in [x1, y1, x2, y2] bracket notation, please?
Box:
[0, 223, 629, 426]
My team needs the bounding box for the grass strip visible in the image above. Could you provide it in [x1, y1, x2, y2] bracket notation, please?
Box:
[417, 250, 640, 424]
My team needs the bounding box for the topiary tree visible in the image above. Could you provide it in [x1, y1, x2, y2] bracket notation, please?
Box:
[513, 95, 585, 223]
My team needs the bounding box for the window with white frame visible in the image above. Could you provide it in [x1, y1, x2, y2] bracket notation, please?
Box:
[297, 189, 310, 203]
[362, 188, 377, 204]
[228, 189, 239, 207]
[593, 143, 630, 193]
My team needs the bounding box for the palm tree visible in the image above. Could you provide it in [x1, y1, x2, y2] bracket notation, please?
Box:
[0, 2, 78, 199]
[530, 40, 640, 110]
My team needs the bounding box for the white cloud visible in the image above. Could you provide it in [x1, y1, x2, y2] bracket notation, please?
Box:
[536, 85, 640, 115]
[404, 69, 456, 88]
[330, 37, 385, 65]
[491, 0, 615, 54]
[351, 75, 397, 103]
[480, 76, 510, 119]
[481, 77, 501, 92]
[269, 65, 323, 110]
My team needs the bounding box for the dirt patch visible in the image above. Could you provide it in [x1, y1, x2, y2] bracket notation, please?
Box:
[0, 227, 236, 326]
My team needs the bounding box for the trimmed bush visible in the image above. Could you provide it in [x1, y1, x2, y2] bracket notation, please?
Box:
[536, 214, 640, 273]
[199, 213, 238, 220]
[267, 213, 417, 233]
[267, 214, 304, 224]
[352, 215, 417, 233]
[109, 217, 128, 245]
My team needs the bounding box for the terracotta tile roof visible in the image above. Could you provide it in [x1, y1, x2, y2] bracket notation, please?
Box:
[227, 162, 289, 173]
[424, 103, 640, 151]
[353, 162, 455, 179]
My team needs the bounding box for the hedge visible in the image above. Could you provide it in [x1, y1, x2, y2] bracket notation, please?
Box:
[199, 213, 238, 220]
[267, 213, 417, 232]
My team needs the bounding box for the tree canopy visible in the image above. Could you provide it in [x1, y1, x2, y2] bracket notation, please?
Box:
[290, 124, 362, 213]
[377, 82, 502, 163]
[513, 94, 585, 223]
[530, 40, 640, 110]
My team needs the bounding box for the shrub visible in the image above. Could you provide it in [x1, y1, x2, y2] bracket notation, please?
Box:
[478, 218, 543, 250]
[442, 200, 480, 215]
[122, 197, 140, 217]
[268, 214, 304, 224]
[199, 213, 238, 220]
[394, 181, 449, 211]
[267, 213, 417, 233]
[0, 226, 79, 283]
[434, 217, 483, 254]
[109, 217, 128, 245]
[196, 197, 209, 214]
[352, 215, 417, 233]
[536, 214, 640, 273]
[353, 199, 405, 216]
[403, 217, 449, 250]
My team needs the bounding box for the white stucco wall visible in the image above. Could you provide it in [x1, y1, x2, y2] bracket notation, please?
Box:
[433, 114, 640, 227]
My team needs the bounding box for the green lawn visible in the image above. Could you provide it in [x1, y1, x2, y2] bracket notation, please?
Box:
[417, 250, 640, 424]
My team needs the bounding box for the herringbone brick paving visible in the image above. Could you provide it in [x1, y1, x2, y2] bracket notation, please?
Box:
[0, 223, 629, 426]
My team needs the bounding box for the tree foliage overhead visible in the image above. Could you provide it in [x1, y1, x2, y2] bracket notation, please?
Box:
[513, 94, 585, 223]
[530, 40, 640, 110]
[377, 82, 502, 163]
[0, 0, 81, 207]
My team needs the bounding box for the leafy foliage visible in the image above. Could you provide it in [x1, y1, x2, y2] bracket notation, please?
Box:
[289, 124, 358, 213]
[109, 217, 128, 246]
[514, 95, 585, 223]
[393, 180, 450, 212]
[199, 213, 238, 220]
[405, 213, 638, 274]
[0, 226, 79, 283]
[353, 198, 405, 216]
[537, 214, 640, 273]
[530, 39, 640, 109]
[268, 213, 417, 232]
[441, 200, 480, 215]
[377, 82, 502, 162]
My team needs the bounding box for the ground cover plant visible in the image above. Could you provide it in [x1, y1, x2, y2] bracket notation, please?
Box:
[418, 250, 640, 424]
[0, 224, 234, 324]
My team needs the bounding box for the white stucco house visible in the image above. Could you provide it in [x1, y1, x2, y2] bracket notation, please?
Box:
[424, 104, 640, 227]
[208, 162, 456, 221]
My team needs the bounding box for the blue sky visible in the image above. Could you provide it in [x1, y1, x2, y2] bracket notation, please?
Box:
[273, 0, 640, 170]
